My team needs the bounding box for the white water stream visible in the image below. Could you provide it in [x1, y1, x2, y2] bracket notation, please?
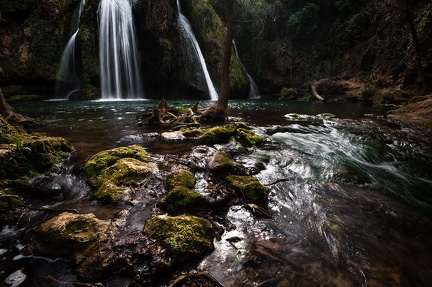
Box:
[54, 0, 86, 99]
[176, 0, 218, 100]
[98, 0, 144, 99]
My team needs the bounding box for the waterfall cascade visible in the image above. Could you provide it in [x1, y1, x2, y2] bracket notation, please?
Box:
[176, 0, 218, 100]
[98, 0, 143, 100]
[233, 40, 260, 99]
[54, 0, 86, 99]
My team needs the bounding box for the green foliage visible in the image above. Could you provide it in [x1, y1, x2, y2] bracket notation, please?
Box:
[358, 87, 377, 103]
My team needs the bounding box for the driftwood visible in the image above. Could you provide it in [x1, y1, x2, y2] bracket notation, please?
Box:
[137, 98, 203, 129]
[310, 80, 325, 101]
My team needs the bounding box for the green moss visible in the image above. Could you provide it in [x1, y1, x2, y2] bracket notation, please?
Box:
[202, 122, 265, 147]
[165, 169, 196, 191]
[161, 186, 207, 214]
[94, 180, 129, 203]
[358, 87, 377, 103]
[84, 145, 150, 182]
[144, 215, 214, 261]
[279, 87, 299, 100]
[225, 175, 268, 205]
[84, 145, 156, 203]
[31, 212, 108, 258]
[236, 128, 263, 146]
[0, 117, 74, 180]
[208, 151, 244, 179]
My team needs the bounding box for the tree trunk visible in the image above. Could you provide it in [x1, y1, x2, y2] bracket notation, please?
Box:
[202, 0, 234, 121]
[403, 0, 430, 94]
[0, 87, 40, 125]
[0, 87, 16, 119]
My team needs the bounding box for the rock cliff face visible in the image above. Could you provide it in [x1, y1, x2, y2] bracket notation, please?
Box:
[0, 0, 249, 99]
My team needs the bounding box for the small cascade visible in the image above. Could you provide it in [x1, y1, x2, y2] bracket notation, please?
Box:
[176, 0, 218, 100]
[98, 0, 143, 100]
[54, 0, 86, 99]
[233, 40, 260, 99]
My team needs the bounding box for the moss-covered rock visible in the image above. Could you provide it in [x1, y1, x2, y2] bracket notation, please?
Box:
[143, 215, 214, 262]
[225, 175, 268, 205]
[199, 122, 262, 146]
[0, 116, 74, 180]
[160, 186, 207, 214]
[84, 145, 157, 203]
[165, 169, 196, 191]
[236, 128, 264, 147]
[207, 151, 244, 179]
[84, 144, 151, 184]
[30, 212, 108, 259]
[29, 212, 109, 277]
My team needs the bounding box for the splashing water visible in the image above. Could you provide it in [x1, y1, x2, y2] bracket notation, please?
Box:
[98, 0, 144, 99]
[176, 0, 218, 100]
[54, 0, 86, 99]
[233, 40, 260, 99]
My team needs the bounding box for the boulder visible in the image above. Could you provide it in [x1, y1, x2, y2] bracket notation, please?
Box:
[84, 145, 157, 203]
[143, 215, 214, 262]
[225, 175, 269, 205]
[29, 212, 109, 275]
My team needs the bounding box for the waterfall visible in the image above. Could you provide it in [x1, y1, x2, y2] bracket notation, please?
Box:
[98, 0, 143, 100]
[54, 0, 86, 99]
[232, 40, 260, 99]
[176, 0, 218, 100]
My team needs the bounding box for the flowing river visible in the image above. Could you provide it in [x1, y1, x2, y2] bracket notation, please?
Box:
[2, 99, 432, 286]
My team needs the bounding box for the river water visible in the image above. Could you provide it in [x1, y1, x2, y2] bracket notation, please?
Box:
[3, 99, 432, 286]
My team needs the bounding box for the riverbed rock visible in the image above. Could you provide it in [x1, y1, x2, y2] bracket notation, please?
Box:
[199, 122, 263, 147]
[143, 215, 214, 263]
[160, 186, 207, 214]
[225, 175, 269, 205]
[29, 212, 109, 274]
[84, 145, 157, 203]
[165, 169, 196, 191]
[207, 151, 245, 179]
[0, 117, 74, 180]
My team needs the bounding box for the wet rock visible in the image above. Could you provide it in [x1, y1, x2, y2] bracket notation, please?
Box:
[29, 212, 110, 276]
[165, 169, 196, 191]
[161, 131, 186, 141]
[199, 122, 263, 147]
[225, 175, 269, 205]
[207, 151, 245, 179]
[143, 215, 214, 263]
[84, 145, 157, 203]
[0, 117, 74, 180]
[160, 186, 207, 214]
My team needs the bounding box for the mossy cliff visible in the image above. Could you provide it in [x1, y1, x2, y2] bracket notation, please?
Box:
[0, 0, 78, 90]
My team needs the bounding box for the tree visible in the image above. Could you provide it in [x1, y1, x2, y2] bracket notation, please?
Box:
[201, 0, 235, 121]
[384, 0, 430, 94]
[0, 88, 39, 125]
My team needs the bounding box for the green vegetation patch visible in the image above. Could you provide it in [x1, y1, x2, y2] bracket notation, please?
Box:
[144, 215, 214, 261]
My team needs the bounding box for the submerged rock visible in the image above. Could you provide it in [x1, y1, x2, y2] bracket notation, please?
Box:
[143, 215, 214, 263]
[84, 145, 157, 203]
